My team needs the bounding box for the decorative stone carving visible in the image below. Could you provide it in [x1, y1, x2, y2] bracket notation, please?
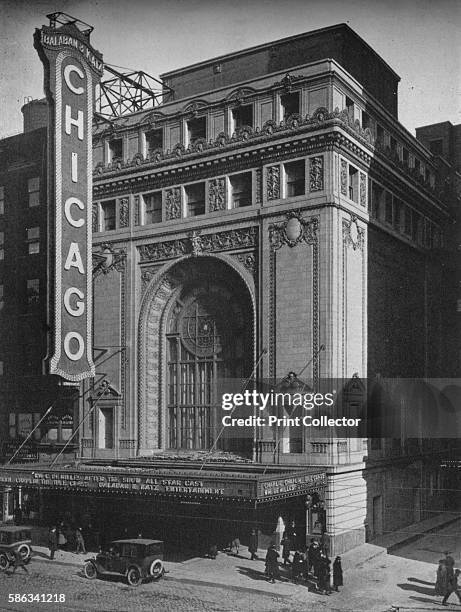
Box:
[309, 156, 324, 192]
[208, 177, 226, 212]
[267, 165, 280, 200]
[343, 216, 365, 251]
[269, 211, 318, 250]
[165, 187, 181, 220]
[141, 265, 162, 293]
[134, 195, 140, 226]
[255, 167, 262, 204]
[138, 227, 258, 262]
[359, 172, 367, 207]
[340, 159, 348, 196]
[234, 252, 257, 276]
[92, 203, 99, 233]
[187, 230, 203, 256]
[119, 197, 129, 228]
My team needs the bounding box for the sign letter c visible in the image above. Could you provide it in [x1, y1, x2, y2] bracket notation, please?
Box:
[64, 197, 85, 228]
[64, 64, 85, 94]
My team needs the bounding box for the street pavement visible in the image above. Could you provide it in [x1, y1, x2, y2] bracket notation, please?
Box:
[0, 519, 460, 611]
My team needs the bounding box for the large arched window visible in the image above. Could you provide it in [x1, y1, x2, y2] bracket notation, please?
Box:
[166, 282, 250, 450]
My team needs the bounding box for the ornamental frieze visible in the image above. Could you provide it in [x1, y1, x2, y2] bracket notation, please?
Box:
[92, 202, 99, 233]
[233, 252, 257, 276]
[267, 165, 280, 200]
[269, 211, 318, 250]
[208, 177, 226, 212]
[165, 187, 181, 220]
[138, 226, 258, 263]
[340, 159, 348, 196]
[119, 197, 129, 228]
[359, 172, 367, 207]
[309, 156, 324, 192]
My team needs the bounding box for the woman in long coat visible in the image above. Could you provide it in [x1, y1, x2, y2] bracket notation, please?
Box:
[265, 544, 280, 583]
[333, 556, 343, 591]
[248, 529, 258, 560]
[435, 559, 448, 596]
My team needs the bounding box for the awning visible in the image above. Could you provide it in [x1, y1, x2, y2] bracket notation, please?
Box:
[0, 462, 326, 505]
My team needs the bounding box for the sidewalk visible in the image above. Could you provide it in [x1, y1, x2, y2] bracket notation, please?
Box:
[27, 511, 460, 599]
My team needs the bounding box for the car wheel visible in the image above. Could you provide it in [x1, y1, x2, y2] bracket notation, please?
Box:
[18, 544, 31, 560]
[0, 553, 9, 572]
[149, 559, 164, 580]
[126, 566, 142, 586]
[83, 561, 97, 580]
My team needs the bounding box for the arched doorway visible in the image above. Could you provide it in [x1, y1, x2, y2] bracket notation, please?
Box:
[138, 256, 254, 455]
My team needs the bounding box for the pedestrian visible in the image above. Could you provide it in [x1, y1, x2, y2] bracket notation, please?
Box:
[75, 527, 86, 554]
[442, 568, 461, 606]
[333, 556, 343, 591]
[292, 549, 306, 583]
[10, 549, 29, 574]
[317, 552, 332, 595]
[249, 529, 258, 560]
[208, 543, 217, 559]
[435, 559, 448, 596]
[308, 539, 320, 576]
[48, 526, 58, 560]
[281, 535, 291, 566]
[265, 544, 280, 584]
[13, 506, 23, 526]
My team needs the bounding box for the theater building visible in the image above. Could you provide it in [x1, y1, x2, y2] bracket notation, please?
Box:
[0, 21, 459, 554]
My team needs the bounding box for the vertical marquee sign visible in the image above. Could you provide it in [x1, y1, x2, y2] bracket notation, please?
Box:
[34, 18, 103, 381]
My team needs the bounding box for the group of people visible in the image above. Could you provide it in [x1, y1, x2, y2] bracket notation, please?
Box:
[265, 537, 343, 594]
[435, 553, 461, 606]
[48, 523, 86, 559]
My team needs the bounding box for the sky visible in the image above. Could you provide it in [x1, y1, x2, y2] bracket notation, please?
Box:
[0, 0, 460, 139]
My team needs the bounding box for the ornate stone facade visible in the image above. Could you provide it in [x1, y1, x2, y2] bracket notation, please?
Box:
[119, 197, 129, 228]
[266, 165, 280, 200]
[165, 187, 181, 220]
[208, 177, 226, 212]
[309, 156, 324, 192]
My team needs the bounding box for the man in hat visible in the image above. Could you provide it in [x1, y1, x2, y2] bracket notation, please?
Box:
[265, 544, 280, 583]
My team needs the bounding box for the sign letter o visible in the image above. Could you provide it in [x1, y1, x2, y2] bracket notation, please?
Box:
[64, 332, 85, 361]
[64, 287, 85, 317]
[64, 197, 85, 228]
[64, 64, 85, 94]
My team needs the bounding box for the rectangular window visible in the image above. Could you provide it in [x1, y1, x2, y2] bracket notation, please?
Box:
[185, 183, 205, 217]
[229, 172, 252, 208]
[98, 407, 114, 449]
[0, 186, 4, 215]
[0, 231, 3, 260]
[101, 200, 116, 231]
[402, 148, 409, 164]
[109, 138, 123, 161]
[27, 227, 40, 254]
[384, 191, 393, 224]
[26, 279, 40, 305]
[376, 124, 384, 144]
[145, 129, 163, 157]
[280, 92, 300, 119]
[231, 105, 253, 131]
[285, 160, 305, 197]
[390, 137, 397, 153]
[429, 139, 443, 155]
[404, 207, 412, 236]
[393, 199, 402, 231]
[187, 117, 207, 145]
[412, 210, 421, 242]
[345, 96, 354, 117]
[28, 177, 40, 207]
[414, 158, 421, 173]
[0, 284, 3, 311]
[348, 165, 359, 202]
[362, 111, 371, 129]
[371, 182, 383, 219]
[143, 191, 162, 224]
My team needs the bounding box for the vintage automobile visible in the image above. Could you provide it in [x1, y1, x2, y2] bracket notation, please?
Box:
[83, 539, 164, 586]
[0, 525, 33, 571]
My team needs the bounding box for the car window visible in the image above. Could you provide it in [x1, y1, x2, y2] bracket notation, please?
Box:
[120, 543, 139, 558]
[146, 543, 162, 555]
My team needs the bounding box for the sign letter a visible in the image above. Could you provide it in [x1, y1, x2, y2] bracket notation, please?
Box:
[64, 242, 85, 274]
